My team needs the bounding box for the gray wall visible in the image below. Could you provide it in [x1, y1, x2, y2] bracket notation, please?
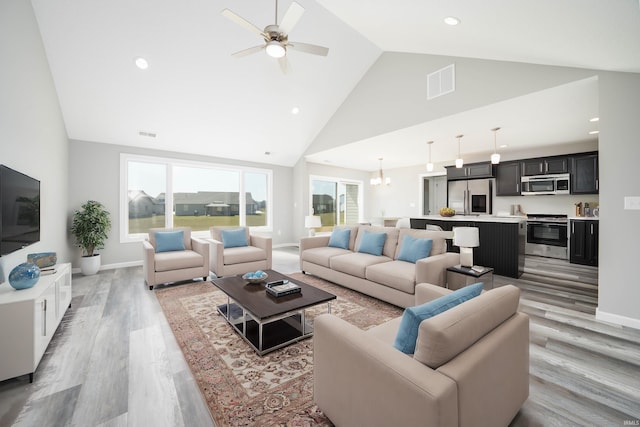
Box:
[68, 140, 294, 268]
[0, 1, 71, 283]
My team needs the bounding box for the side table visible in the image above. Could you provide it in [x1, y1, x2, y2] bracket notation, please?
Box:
[446, 265, 494, 291]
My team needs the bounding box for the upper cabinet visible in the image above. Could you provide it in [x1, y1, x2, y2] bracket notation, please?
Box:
[446, 162, 494, 180]
[521, 156, 569, 176]
[570, 153, 599, 194]
[495, 161, 521, 196]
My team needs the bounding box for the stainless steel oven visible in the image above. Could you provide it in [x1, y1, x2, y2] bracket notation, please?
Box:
[525, 214, 568, 259]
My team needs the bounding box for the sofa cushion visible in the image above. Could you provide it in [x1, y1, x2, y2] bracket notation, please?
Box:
[357, 231, 387, 256]
[414, 285, 520, 368]
[393, 283, 484, 354]
[397, 235, 433, 263]
[302, 246, 351, 268]
[223, 245, 266, 265]
[365, 260, 416, 294]
[355, 226, 399, 259]
[328, 228, 351, 249]
[210, 226, 250, 246]
[155, 230, 185, 253]
[149, 227, 193, 251]
[330, 252, 392, 279]
[221, 228, 248, 248]
[154, 250, 204, 272]
[395, 229, 449, 258]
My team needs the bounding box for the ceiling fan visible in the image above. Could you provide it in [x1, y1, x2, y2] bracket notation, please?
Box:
[221, 0, 329, 73]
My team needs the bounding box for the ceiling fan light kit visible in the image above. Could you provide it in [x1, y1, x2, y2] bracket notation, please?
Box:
[222, 0, 329, 73]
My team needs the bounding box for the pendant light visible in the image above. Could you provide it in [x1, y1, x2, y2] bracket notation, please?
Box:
[426, 140, 434, 172]
[370, 157, 390, 186]
[491, 127, 501, 164]
[455, 134, 464, 168]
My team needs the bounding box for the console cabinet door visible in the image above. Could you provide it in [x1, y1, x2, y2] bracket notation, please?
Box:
[496, 161, 521, 196]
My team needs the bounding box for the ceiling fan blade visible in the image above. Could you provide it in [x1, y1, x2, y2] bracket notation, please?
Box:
[221, 9, 266, 37]
[278, 56, 290, 74]
[231, 45, 264, 58]
[278, 1, 305, 35]
[288, 42, 329, 56]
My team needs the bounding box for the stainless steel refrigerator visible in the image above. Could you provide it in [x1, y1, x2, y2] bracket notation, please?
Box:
[447, 179, 493, 215]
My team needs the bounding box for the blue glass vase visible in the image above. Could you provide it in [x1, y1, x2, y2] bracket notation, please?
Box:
[8, 262, 41, 290]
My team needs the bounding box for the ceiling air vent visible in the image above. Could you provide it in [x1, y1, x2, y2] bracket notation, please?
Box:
[427, 64, 455, 100]
[138, 131, 157, 138]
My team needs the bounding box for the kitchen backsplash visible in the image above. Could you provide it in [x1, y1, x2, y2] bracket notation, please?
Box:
[494, 195, 599, 217]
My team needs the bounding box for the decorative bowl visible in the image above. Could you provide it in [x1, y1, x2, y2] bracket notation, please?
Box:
[242, 271, 268, 284]
[9, 262, 41, 290]
[439, 207, 456, 217]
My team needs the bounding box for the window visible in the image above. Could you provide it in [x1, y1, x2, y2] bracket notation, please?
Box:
[121, 154, 272, 241]
[310, 176, 362, 232]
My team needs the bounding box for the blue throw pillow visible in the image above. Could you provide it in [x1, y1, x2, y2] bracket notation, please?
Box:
[397, 235, 433, 263]
[393, 282, 484, 354]
[221, 228, 248, 248]
[328, 228, 351, 249]
[357, 231, 387, 256]
[155, 230, 185, 253]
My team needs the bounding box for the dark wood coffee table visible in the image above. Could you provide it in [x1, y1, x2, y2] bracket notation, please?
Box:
[211, 270, 336, 356]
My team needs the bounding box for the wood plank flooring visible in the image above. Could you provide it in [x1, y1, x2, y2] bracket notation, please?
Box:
[0, 250, 638, 426]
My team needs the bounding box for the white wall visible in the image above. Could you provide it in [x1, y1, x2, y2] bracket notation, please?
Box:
[68, 140, 294, 268]
[0, 1, 70, 283]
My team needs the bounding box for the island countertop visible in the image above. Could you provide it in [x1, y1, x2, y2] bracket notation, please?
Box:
[418, 215, 526, 224]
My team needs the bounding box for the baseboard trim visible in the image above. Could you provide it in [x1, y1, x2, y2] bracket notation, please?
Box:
[596, 307, 640, 330]
[71, 260, 142, 275]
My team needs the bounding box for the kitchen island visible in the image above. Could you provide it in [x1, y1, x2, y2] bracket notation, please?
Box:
[411, 216, 526, 278]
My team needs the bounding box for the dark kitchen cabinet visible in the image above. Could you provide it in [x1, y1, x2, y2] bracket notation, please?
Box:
[521, 156, 568, 176]
[496, 161, 521, 196]
[446, 162, 494, 180]
[570, 219, 598, 266]
[571, 153, 599, 194]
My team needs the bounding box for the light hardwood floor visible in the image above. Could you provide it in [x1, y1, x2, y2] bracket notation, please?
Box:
[0, 249, 638, 426]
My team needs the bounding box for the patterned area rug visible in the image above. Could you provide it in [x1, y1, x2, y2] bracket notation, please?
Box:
[156, 273, 403, 426]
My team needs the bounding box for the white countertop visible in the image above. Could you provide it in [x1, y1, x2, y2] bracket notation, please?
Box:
[569, 216, 599, 220]
[419, 215, 526, 224]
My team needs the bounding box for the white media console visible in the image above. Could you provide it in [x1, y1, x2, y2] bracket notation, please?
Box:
[0, 263, 72, 382]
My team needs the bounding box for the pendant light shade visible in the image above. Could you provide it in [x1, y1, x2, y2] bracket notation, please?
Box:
[426, 140, 434, 172]
[491, 127, 501, 164]
[455, 134, 464, 168]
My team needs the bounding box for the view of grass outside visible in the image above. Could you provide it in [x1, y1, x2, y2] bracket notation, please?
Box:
[129, 210, 267, 234]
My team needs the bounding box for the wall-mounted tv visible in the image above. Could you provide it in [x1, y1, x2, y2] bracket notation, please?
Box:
[0, 165, 41, 256]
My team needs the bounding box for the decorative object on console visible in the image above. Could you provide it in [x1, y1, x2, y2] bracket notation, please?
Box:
[491, 127, 501, 164]
[27, 252, 57, 268]
[453, 226, 479, 268]
[70, 200, 112, 276]
[304, 215, 322, 236]
[455, 134, 464, 168]
[8, 262, 41, 290]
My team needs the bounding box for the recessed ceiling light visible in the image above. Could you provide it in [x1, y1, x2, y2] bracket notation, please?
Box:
[444, 16, 460, 26]
[589, 130, 599, 135]
[291, 107, 300, 115]
[135, 57, 149, 70]
[264, 151, 271, 155]
[589, 117, 599, 122]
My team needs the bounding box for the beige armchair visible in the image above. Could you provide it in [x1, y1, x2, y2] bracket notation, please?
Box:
[208, 226, 272, 277]
[143, 227, 210, 290]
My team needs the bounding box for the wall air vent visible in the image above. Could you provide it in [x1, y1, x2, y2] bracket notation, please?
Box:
[138, 131, 157, 138]
[427, 64, 455, 100]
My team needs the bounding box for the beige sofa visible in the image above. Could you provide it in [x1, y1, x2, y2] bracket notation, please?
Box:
[208, 226, 272, 277]
[314, 283, 530, 427]
[300, 225, 459, 307]
[143, 227, 210, 290]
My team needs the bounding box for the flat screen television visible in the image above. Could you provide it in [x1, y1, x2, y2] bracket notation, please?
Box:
[0, 165, 40, 256]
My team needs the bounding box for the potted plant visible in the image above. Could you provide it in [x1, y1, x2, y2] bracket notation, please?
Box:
[71, 200, 112, 275]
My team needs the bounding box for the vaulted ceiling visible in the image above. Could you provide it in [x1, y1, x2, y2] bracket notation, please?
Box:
[31, 0, 640, 171]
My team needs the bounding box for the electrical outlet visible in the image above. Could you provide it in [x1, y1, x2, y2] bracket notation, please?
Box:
[624, 196, 640, 210]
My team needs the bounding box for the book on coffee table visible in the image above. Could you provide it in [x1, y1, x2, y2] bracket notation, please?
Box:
[266, 281, 301, 297]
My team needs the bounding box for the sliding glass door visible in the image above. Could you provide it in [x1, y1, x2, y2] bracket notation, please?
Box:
[310, 176, 362, 232]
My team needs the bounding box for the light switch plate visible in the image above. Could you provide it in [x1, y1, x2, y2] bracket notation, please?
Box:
[624, 196, 640, 210]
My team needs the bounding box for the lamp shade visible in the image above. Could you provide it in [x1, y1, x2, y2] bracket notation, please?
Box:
[304, 215, 322, 229]
[453, 227, 479, 248]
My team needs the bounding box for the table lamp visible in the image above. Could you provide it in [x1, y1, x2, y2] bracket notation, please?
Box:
[453, 227, 479, 268]
[304, 215, 322, 237]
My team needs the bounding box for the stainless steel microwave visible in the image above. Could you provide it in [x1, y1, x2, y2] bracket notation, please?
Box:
[521, 174, 570, 195]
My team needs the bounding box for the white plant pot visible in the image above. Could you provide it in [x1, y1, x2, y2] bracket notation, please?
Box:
[80, 254, 101, 276]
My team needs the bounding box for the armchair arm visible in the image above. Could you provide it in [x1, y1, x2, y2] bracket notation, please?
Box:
[415, 252, 460, 287]
[415, 283, 453, 306]
[191, 237, 210, 275]
[249, 235, 272, 269]
[314, 314, 458, 427]
[205, 237, 225, 277]
[142, 240, 155, 286]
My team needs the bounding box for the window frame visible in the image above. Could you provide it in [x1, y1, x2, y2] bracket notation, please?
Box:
[120, 153, 273, 243]
[309, 175, 363, 232]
